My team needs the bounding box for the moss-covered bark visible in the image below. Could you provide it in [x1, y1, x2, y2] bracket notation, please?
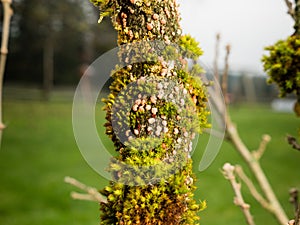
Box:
[262, 0, 300, 116]
[90, 0, 209, 224]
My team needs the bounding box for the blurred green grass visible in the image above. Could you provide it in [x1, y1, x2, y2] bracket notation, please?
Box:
[0, 97, 299, 225]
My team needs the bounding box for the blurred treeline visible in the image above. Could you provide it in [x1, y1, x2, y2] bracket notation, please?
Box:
[0, 1, 280, 103]
[2, 0, 117, 85]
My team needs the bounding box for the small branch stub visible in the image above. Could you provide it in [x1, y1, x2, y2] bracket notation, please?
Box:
[64, 176, 107, 203]
[287, 135, 300, 151]
[253, 134, 271, 160]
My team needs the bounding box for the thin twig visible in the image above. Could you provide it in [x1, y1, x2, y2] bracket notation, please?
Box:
[296, 204, 300, 225]
[222, 163, 256, 225]
[290, 188, 299, 215]
[253, 135, 271, 160]
[235, 165, 274, 213]
[70, 192, 101, 202]
[287, 135, 300, 151]
[213, 33, 221, 84]
[284, 0, 296, 20]
[222, 44, 231, 106]
[64, 176, 107, 203]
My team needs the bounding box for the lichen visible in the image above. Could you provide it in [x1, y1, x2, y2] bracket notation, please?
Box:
[92, 0, 210, 224]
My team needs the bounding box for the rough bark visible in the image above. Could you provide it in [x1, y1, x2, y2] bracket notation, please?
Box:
[90, 0, 209, 224]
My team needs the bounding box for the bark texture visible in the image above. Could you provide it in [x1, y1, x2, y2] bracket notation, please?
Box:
[91, 1, 209, 224]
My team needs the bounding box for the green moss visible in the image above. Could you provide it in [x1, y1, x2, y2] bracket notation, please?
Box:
[91, 0, 210, 224]
[262, 35, 300, 117]
[179, 35, 204, 61]
[262, 35, 300, 99]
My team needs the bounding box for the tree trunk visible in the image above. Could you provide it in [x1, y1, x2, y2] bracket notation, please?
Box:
[43, 36, 54, 101]
[92, 0, 209, 224]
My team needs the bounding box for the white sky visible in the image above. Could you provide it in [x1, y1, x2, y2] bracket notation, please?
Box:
[178, 0, 295, 74]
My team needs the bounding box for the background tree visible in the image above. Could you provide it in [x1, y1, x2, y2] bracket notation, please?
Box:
[3, 0, 116, 99]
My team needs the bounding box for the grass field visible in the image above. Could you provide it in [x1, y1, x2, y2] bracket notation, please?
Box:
[0, 94, 299, 225]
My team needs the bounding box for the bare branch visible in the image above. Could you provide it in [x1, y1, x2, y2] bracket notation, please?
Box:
[296, 206, 300, 225]
[226, 121, 289, 224]
[222, 44, 231, 106]
[287, 135, 300, 151]
[70, 192, 101, 202]
[0, 0, 13, 145]
[217, 40, 288, 224]
[64, 176, 107, 203]
[290, 204, 300, 225]
[289, 188, 300, 225]
[235, 165, 274, 213]
[284, 0, 296, 20]
[213, 33, 221, 83]
[253, 135, 271, 160]
[215, 32, 288, 225]
[290, 188, 299, 215]
[222, 163, 256, 225]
